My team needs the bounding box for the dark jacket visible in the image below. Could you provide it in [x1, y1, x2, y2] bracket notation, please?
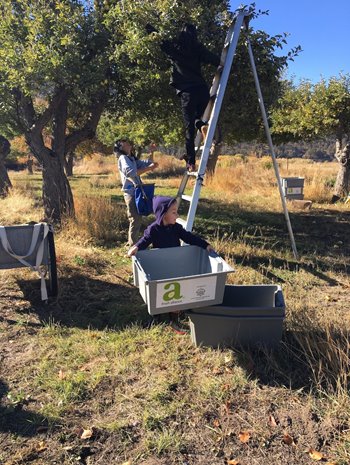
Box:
[160, 39, 220, 92]
[135, 196, 209, 250]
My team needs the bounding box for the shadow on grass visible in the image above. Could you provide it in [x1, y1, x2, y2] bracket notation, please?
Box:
[0, 380, 50, 437]
[236, 327, 350, 393]
[192, 198, 350, 277]
[16, 271, 149, 331]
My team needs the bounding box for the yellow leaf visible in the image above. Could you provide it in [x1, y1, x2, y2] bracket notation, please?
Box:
[308, 448, 325, 461]
[238, 430, 251, 443]
[213, 418, 220, 428]
[58, 369, 66, 379]
[282, 433, 295, 446]
[81, 428, 94, 439]
[35, 441, 47, 452]
[227, 460, 240, 465]
[121, 462, 131, 465]
[224, 400, 231, 414]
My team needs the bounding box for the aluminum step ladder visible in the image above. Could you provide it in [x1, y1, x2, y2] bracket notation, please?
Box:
[176, 7, 299, 260]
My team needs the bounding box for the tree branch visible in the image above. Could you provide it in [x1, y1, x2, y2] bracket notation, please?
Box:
[65, 95, 106, 154]
[34, 87, 67, 135]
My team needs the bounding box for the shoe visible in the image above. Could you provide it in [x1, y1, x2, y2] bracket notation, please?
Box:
[186, 163, 196, 172]
[169, 319, 189, 335]
[168, 312, 189, 335]
[195, 120, 208, 139]
[200, 124, 208, 139]
[195, 119, 206, 131]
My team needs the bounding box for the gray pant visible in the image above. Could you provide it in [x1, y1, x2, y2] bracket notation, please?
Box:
[124, 193, 142, 246]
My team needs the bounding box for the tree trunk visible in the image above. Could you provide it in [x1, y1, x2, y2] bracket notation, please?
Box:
[42, 154, 74, 223]
[206, 142, 222, 175]
[332, 139, 350, 202]
[14, 86, 105, 223]
[0, 136, 12, 197]
[206, 126, 223, 176]
[27, 155, 34, 174]
[65, 151, 74, 177]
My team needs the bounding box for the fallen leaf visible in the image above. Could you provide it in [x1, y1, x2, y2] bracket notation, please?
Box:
[80, 428, 94, 439]
[58, 369, 66, 380]
[308, 448, 325, 461]
[282, 433, 296, 446]
[227, 459, 240, 465]
[212, 367, 222, 375]
[121, 462, 131, 465]
[223, 400, 231, 414]
[325, 462, 337, 465]
[213, 418, 220, 428]
[268, 414, 277, 427]
[35, 441, 47, 452]
[238, 430, 251, 443]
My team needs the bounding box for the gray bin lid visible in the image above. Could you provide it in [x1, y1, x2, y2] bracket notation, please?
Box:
[187, 285, 285, 317]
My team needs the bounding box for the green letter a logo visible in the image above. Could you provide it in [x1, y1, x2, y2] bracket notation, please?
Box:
[163, 282, 183, 301]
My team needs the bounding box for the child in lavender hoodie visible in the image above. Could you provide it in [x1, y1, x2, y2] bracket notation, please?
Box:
[128, 195, 213, 256]
[128, 195, 214, 334]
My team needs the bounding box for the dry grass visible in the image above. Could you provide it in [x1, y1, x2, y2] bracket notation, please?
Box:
[74, 153, 116, 175]
[206, 155, 339, 207]
[88, 172, 119, 189]
[62, 194, 128, 244]
[0, 188, 42, 224]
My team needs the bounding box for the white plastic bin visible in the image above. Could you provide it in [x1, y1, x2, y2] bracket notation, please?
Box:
[132, 245, 234, 315]
[281, 177, 304, 200]
[187, 285, 285, 348]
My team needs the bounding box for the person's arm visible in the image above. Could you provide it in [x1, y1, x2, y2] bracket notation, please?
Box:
[198, 43, 221, 67]
[127, 245, 139, 257]
[136, 161, 158, 176]
[176, 223, 209, 249]
[160, 39, 184, 61]
[120, 156, 157, 186]
[134, 225, 153, 251]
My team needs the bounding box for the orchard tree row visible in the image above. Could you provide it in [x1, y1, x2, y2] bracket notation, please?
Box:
[0, 0, 348, 221]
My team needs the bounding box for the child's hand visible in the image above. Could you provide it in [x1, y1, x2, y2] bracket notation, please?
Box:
[206, 245, 215, 254]
[127, 245, 139, 257]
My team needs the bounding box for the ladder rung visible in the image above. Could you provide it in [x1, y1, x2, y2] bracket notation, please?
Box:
[181, 194, 192, 202]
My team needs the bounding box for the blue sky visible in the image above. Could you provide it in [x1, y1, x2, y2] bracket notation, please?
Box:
[229, 1, 350, 83]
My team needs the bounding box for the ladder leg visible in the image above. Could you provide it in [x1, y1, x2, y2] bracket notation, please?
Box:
[246, 37, 299, 260]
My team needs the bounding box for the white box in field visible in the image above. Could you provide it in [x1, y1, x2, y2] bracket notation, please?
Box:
[281, 177, 304, 200]
[132, 245, 234, 315]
